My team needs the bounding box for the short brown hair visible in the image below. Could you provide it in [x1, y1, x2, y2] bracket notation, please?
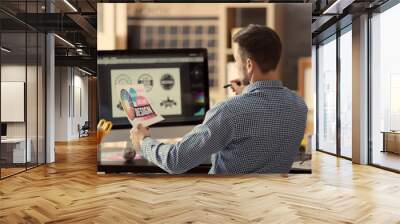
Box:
[233, 24, 282, 73]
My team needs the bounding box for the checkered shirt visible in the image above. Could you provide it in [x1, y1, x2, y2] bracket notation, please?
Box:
[140, 80, 307, 174]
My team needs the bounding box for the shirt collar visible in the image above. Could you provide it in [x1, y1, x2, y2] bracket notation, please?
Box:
[245, 80, 283, 93]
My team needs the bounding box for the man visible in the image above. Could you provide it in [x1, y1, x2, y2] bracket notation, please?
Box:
[131, 24, 307, 174]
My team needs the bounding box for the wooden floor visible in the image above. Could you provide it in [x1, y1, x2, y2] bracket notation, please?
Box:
[1, 136, 400, 224]
[0, 167, 26, 178]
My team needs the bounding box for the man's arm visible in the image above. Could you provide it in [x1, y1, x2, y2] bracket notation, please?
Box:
[137, 104, 234, 174]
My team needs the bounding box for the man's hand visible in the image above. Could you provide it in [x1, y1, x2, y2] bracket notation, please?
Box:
[130, 124, 150, 154]
[230, 79, 245, 95]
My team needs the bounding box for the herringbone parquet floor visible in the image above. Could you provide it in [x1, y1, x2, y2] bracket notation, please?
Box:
[1, 135, 400, 224]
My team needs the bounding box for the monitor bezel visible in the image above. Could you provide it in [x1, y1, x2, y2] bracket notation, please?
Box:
[1, 123, 7, 137]
[97, 48, 210, 129]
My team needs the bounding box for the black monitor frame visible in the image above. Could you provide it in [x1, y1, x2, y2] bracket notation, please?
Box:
[97, 48, 210, 129]
[1, 123, 6, 137]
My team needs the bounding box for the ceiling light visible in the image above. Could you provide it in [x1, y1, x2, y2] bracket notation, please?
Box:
[63, 0, 78, 12]
[77, 67, 93, 76]
[1, 47, 11, 53]
[323, 0, 355, 15]
[54, 34, 75, 48]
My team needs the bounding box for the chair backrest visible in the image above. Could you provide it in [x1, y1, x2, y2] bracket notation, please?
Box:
[82, 121, 90, 129]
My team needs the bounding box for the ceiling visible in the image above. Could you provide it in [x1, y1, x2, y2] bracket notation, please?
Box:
[0, 0, 97, 74]
[310, 0, 391, 41]
[2, 0, 394, 74]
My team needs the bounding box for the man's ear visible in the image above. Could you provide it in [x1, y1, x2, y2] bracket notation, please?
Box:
[246, 58, 253, 77]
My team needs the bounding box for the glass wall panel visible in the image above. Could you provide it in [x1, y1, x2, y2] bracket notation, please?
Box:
[1, 26, 28, 177]
[0, 0, 46, 179]
[371, 3, 400, 171]
[38, 32, 46, 165]
[339, 28, 352, 158]
[317, 36, 337, 154]
[27, 30, 38, 169]
[26, 0, 44, 169]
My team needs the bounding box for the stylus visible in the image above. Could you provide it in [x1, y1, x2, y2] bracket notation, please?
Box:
[223, 81, 241, 89]
[223, 84, 233, 88]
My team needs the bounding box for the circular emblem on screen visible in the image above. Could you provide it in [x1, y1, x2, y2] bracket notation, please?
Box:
[137, 74, 154, 92]
[114, 74, 132, 85]
[160, 74, 175, 90]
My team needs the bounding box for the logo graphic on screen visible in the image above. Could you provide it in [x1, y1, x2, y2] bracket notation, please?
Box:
[160, 97, 177, 108]
[137, 74, 153, 92]
[114, 74, 132, 85]
[160, 74, 175, 90]
[116, 102, 124, 111]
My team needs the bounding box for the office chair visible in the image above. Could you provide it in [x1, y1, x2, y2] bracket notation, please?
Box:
[79, 121, 90, 138]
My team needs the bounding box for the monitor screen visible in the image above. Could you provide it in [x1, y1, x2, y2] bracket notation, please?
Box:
[98, 49, 210, 128]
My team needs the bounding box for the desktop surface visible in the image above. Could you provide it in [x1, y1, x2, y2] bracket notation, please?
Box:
[97, 139, 211, 174]
[97, 138, 311, 174]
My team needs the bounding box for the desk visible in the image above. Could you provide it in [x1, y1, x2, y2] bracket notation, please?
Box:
[97, 139, 312, 174]
[97, 140, 211, 174]
[1, 138, 32, 164]
[382, 131, 400, 154]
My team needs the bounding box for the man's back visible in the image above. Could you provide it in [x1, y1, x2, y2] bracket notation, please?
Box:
[135, 24, 308, 174]
[209, 80, 307, 174]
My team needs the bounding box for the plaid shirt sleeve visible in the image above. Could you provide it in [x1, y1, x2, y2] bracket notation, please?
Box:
[139, 103, 234, 174]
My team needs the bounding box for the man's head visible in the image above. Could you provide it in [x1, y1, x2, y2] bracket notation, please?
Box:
[232, 24, 282, 82]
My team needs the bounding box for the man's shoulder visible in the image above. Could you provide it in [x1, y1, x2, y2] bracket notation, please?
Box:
[203, 100, 237, 124]
[210, 94, 252, 116]
[284, 88, 308, 111]
[208, 100, 232, 114]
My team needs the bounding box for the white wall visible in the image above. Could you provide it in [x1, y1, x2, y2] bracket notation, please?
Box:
[46, 33, 56, 163]
[54, 67, 89, 141]
[1, 64, 46, 164]
[71, 73, 89, 139]
[55, 67, 69, 141]
[1, 65, 33, 138]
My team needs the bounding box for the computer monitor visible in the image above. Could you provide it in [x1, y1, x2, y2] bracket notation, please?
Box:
[1, 123, 7, 137]
[97, 48, 210, 128]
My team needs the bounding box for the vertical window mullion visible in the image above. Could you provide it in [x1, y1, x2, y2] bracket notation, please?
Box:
[367, 11, 373, 165]
[0, 20, 2, 179]
[36, 0, 39, 167]
[337, 30, 341, 157]
[316, 44, 320, 151]
[25, 0, 28, 171]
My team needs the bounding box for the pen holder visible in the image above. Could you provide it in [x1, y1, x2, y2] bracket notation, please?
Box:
[97, 119, 113, 145]
[123, 141, 136, 163]
[96, 128, 105, 145]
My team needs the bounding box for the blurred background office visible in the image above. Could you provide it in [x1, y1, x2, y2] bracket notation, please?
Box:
[97, 3, 313, 171]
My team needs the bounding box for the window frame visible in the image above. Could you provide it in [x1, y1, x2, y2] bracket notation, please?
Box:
[0, 1, 48, 180]
[367, 0, 400, 173]
[315, 19, 353, 160]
